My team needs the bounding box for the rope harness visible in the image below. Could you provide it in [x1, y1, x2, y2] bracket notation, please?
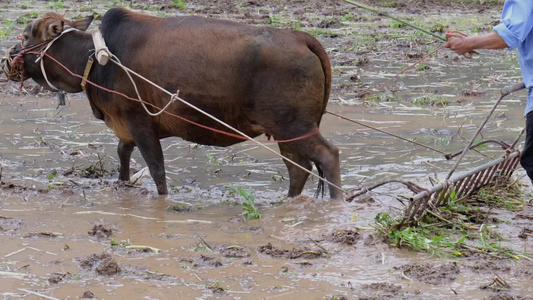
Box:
[6, 28, 347, 196]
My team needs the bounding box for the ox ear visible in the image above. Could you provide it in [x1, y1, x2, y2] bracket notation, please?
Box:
[30, 18, 42, 37]
[72, 15, 94, 31]
[47, 20, 64, 38]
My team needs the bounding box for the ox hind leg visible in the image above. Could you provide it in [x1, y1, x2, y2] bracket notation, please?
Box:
[117, 141, 135, 181]
[278, 143, 313, 198]
[279, 131, 342, 200]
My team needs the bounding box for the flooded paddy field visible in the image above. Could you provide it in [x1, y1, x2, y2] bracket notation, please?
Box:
[0, 0, 532, 299]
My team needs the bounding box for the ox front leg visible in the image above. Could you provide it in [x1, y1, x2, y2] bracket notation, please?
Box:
[117, 141, 135, 181]
[127, 124, 168, 195]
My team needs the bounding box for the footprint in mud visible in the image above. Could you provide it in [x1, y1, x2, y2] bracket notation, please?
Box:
[257, 242, 326, 259]
[396, 262, 459, 285]
[78, 253, 121, 275]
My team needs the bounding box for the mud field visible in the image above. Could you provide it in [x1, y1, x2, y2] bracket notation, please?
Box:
[1, 0, 533, 299]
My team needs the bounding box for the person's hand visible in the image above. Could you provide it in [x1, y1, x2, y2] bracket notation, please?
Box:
[444, 37, 474, 56]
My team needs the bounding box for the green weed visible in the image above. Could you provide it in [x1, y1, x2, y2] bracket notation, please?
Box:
[228, 186, 261, 220]
[373, 181, 530, 259]
[430, 22, 448, 33]
[207, 281, 226, 293]
[411, 95, 450, 107]
[305, 28, 334, 37]
[170, 0, 186, 9]
[16, 13, 39, 25]
[167, 203, 192, 212]
[110, 237, 131, 247]
[390, 21, 405, 29]
[365, 91, 401, 103]
[415, 63, 430, 71]
[269, 13, 282, 27]
[48, 0, 64, 10]
[0, 19, 15, 38]
[341, 12, 354, 22]
[206, 153, 223, 166]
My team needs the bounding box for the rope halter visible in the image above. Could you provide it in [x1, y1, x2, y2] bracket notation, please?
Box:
[34, 27, 80, 91]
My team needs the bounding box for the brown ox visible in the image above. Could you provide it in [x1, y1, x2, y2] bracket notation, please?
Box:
[6, 8, 342, 199]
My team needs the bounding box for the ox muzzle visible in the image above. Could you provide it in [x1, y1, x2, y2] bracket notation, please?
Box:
[1, 44, 24, 82]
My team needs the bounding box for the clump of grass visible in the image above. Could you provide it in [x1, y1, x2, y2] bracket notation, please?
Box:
[48, 0, 64, 10]
[372, 180, 531, 259]
[167, 203, 192, 213]
[469, 183, 523, 211]
[364, 91, 401, 103]
[411, 95, 451, 107]
[431, 22, 448, 33]
[228, 186, 261, 220]
[415, 63, 430, 71]
[15, 13, 38, 25]
[207, 281, 226, 293]
[0, 19, 15, 38]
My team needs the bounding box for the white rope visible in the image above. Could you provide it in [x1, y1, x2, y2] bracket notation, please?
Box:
[36, 27, 80, 91]
[110, 55, 178, 117]
[106, 55, 347, 196]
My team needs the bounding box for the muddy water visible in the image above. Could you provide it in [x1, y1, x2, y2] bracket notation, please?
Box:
[2, 0, 533, 299]
[1, 91, 532, 299]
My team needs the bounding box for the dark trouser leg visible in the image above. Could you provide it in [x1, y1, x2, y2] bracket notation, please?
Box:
[520, 111, 533, 182]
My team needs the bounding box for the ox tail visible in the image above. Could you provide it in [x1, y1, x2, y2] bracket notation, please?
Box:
[304, 33, 332, 126]
[303, 33, 332, 199]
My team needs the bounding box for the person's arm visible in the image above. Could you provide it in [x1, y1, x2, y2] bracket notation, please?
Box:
[444, 31, 508, 55]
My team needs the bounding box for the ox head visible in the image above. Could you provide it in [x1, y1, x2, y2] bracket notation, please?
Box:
[2, 13, 94, 90]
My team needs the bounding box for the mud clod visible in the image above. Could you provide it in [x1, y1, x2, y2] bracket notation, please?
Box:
[258, 242, 325, 259]
[79, 253, 121, 275]
[396, 262, 459, 285]
[218, 244, 251, 258]
[48, 272, 71, 284]
[329, 229, 360, 245]
[82, 291, 95, 299]
[88, 224, 113, 240]
[518, 228, 533, 239]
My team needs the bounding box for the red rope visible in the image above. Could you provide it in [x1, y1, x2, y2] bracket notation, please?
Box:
[24, 51, 320, 144]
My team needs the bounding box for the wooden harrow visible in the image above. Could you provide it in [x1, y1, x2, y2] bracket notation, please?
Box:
[347, 82, 527, 228]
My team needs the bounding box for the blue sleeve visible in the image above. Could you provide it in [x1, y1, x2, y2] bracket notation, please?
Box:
[493, 0, 533, 50]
